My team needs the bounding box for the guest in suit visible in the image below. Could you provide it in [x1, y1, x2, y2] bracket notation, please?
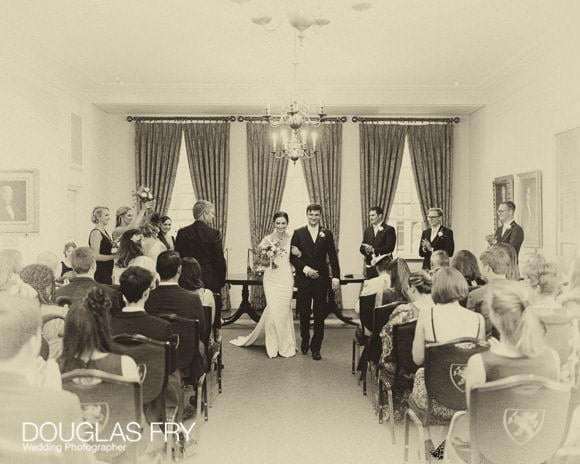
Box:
[290, 204, 341, 360]
[112, 266, 172, 342]
[145, 250, 207, 347]
[55, 247, 125, 313]
[0, 294, 97, 464]
[175, 200, 225, 322]
[492, 201, 524, 260]
[359, 206, 396, 278]
[419, 208, 455, 270]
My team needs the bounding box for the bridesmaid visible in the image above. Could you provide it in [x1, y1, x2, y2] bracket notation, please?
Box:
[89, 206, 115, 285]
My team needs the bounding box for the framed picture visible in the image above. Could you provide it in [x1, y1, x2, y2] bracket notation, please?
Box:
[492, 175, 514, 229]
[0, 170, 39, 233]
[517, 170, 542, 248]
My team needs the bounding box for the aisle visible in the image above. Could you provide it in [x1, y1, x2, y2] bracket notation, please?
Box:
[190, 324, 404, 464]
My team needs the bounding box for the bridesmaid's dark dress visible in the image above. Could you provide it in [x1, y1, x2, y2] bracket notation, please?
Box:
[90, 228, 114, 285]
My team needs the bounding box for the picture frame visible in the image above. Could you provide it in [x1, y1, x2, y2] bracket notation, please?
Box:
[492, 175, 514, 229]
[0, 170, 39, 233]
[517, 170, 542, 248]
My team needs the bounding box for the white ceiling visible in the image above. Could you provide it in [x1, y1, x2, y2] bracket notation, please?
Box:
[0, 0, 577, 114]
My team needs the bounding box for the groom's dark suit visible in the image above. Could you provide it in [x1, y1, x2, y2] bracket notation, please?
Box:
[290, 225, 340, 354]
[494, 220, 524, 261]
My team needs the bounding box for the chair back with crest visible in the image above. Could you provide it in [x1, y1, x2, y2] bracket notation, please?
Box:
[469, 374, 571, 464]
[61, 369, 142, 463]
[424, 337, 489, 412]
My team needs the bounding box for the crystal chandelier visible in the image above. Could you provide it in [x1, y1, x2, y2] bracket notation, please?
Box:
[267, 100, 326, 164]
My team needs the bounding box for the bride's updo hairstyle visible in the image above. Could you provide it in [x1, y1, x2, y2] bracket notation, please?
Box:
[272, 211, 289, 223]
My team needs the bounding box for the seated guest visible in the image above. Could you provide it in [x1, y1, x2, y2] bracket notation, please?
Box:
[0, 249, 36, 298]
[111, 266, 172, 342]
[410, 268, 485, 423]
[522, 253, 562, 316]
[467, 245, 511, 335]
[377, 257, 411, 307]
[55, 247, 124, 313]
[495, 242, 521, 280]
[379, 271, 433, 419]
[0, 294, 95, 463]
[451, 250, 486, 288]
[113, 228, 144, 285]
[180, 257, 216, 325]
[354, 254, 392, 313]
[445, 281, 559, 462]
[20, 264, 67, 359]
[145, 251, 207, 347]
[60, 241, 77, 279]
[59, 287, 139, 381]
[430, 250, 450, 274]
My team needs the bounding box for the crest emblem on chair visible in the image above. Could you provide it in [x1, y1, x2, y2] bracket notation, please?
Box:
[449, 363, 467, 392]
[80, 402, 109, 431]
[503, 409, 545, 445]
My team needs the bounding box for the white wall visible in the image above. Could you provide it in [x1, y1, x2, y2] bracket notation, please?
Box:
[468, 30, 580, 264]
[0, 63, 114, 263]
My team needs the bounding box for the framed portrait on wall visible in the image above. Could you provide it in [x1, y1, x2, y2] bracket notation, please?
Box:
[492, 175, 514, 229]
[517, 170, 542, 248]
[0, 170, 39, 233]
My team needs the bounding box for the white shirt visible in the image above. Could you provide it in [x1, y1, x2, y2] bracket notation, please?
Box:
[307, 225, 319, 243]
[430, 225, 441, 242]
[501, 220, 514, 237]
[372, 223, 382, 236]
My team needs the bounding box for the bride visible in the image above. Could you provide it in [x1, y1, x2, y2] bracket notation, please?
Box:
[230, 211, 298, 358]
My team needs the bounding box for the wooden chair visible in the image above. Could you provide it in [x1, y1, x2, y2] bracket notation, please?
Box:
[378, 320, 419, 442]
[203, 305, 222, 403]
[156, 313, 208, 423]
[454, 375, 571, 464]
[61, 369, 143, 464]
[353, 293, 375, 389]
[404, 337, 489, 463]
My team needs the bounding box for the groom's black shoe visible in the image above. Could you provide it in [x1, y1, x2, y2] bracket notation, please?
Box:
[301, 340, 309, 355]
[312, 352, 322, 361]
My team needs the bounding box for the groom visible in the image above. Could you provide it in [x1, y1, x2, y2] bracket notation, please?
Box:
[290, 204, 340, 360]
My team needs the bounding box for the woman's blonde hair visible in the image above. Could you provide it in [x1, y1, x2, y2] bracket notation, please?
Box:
[431, 267, 469, 304]
[523, 253, 560, 295]
[486, 280, 547, 357]
[91, 206, 109, 224]
[115, 206, 133, 227]
[0, 249, 23, 290]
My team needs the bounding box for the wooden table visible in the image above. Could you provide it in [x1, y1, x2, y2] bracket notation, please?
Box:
[222, 273, 365, 326]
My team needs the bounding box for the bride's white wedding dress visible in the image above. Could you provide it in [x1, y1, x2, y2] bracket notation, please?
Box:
[229, 234, 296, 358]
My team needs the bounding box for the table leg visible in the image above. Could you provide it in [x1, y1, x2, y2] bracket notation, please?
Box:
[222, 284, 262, 325]
[327, 288, 357, 326]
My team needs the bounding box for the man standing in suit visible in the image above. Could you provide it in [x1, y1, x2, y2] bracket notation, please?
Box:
[290, 204, 340, 361]
[493, 201, 524, 260]
[419, 207, 455, 270]
[359, 206, 396, 278]
[175, 200, 226, 310]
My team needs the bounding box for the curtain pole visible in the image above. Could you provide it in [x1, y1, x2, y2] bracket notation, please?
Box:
[352, 116, 460, 123]
[127, 116, 236, 122]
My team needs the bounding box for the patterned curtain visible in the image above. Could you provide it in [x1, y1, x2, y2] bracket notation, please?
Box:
[182, 122, 231, 311]
[301, 122, 343, 305]
[407, 124, 454, 226]
[247, 123, 289, 308]
[359, 124, 407, 230]
[135, 122, 183, 215]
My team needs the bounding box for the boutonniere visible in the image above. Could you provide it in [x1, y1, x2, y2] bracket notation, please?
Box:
[437, 231, 443, 237]
[319, 231, 326, 238]
[505, 224, 512, 231]
[377, 225, 384, 232]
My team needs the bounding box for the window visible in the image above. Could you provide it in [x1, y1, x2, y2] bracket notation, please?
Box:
[279, 160, 310, 234]
[166, 136, 196, 232]
[389, 139, 423, 259]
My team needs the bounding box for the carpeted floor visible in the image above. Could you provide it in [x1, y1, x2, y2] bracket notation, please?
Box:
[186, 321, 406, 464]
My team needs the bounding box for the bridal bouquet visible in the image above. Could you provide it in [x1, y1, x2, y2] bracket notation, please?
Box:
[255, 239, 286, 270]
[134, 186, 155, 204]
